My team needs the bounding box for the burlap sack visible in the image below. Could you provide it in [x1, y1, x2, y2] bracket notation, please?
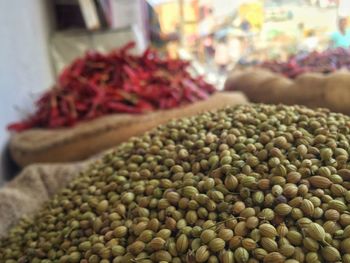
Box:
[0, 160, 90, 238]
[10, 92, 248, 167]
[225, 70, 350, 115]
[284, 73, 327, 107]
[324, 72, 350, 114]
[257, 76, 294, 104]
[224, 69, 277, 101]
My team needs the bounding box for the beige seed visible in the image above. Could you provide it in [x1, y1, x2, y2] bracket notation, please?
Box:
[195, 246, 210, 262]
[300, 199, 315, 217]
[149, 237, 166, 251]
[259, 224, 278, 238]
[261, 237, 278, 252]
[217, 229, 234, 241]
[127, 241, 145, 255]
[274, 203, 292, 216]
[305, 223, 326, 242]
[263, 252, 286, 263]
[242, 238, 257, 250]
[234, 247, 249, 263]
[175, 234, 188, 254]
[200, 229, 216, 244]
[308, 176, 332, 188]
[208, 238, 225, 252]
[321, 246, 341, 262]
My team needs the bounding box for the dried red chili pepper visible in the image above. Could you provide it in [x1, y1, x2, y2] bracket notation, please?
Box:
[260, 47, 350, 78]
[8, 42, 216, 131]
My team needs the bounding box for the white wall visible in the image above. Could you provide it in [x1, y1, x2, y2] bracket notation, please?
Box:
[0, 0, 54, 181]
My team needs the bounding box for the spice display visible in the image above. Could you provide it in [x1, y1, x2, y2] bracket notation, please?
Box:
[2, 104, 350, 262]
[8, 42, 215, 132]
[261, 48, 350, 78]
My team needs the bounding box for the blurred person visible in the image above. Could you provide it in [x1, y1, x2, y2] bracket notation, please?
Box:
[330, 17, 350, 48]
[203, 34, 215, 63]
[298, 29, 319, 53]
[214, 37, 229, 75]
[198, 7, 215, 63]
[227, 33, 243, 67]
[198, 7, 215, 38]
[297, 22, 305, 40]
[240, 18, 251, 33]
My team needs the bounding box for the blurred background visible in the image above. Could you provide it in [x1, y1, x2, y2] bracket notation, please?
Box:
[1, 0, 350, 182]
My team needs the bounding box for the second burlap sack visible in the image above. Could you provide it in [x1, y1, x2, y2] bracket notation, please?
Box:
[225, 68, 294, 103]
[10, 92, 248, 167]
[225, 69, 350, 115]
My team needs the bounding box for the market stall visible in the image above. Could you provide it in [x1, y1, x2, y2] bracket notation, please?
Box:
[3, 0, 350, 262]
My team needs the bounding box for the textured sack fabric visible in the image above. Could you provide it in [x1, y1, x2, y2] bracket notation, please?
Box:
[323, 72, 350, 114]
[284, 73, 327, 108]
[0, 161, 87, 238]
[225, 69, 350, 114]
[224, 69, 278, 101]
[0, 147, 111, 238]
[10, 92, 248, 167]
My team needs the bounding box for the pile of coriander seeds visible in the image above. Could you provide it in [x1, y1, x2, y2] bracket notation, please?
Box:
[2, 104, 350, 263]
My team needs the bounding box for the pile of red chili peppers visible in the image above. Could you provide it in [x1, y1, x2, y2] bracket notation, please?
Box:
[8, 42, 215, 131]
[260, 48, 350, 78]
